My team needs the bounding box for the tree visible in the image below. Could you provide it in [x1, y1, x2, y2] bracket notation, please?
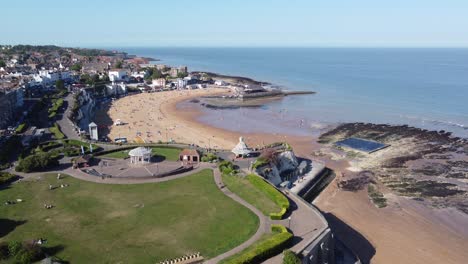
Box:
[55, 79, 65, 90]
[15, 152, 59, 173]
[70, 63, 82, 71]
[115, 60, 123, 69]
[151, 69, 163, 79]
[0, 60, 5, 67]
[177, 71, 188, 78]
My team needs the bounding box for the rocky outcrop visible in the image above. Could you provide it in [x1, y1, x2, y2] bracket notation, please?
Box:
[255, 150, 300, 185]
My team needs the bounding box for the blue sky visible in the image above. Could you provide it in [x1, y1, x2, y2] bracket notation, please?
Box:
[2, 0, 468, 47]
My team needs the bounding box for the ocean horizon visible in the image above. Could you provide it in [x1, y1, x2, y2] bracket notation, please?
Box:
[117, 47, 468, 138]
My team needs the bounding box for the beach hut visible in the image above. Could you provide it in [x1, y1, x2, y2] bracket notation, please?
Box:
[232, 137, 252, 158]
[179, 149, 200, 165]
[128, 147, 152, 164]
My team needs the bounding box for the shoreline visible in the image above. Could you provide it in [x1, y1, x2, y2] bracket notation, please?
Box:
[95, 88, 468, 264]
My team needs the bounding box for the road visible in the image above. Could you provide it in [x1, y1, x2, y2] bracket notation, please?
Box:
[56, 93, 80, 140]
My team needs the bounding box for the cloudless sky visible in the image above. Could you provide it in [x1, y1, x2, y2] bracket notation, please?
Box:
[2, 0, 468, 47]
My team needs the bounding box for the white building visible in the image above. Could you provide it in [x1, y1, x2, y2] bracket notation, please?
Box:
[105, 82, 127, 96]
[176, 78, 187, 89]
[152, 78, 166, 87]
[88, 122, 98, 141]
[214, 80, 227, 86]
[32, 70, 72, 85]
[232, 137, 252, 157]
[109, 69, 127, 82]
[131, 71, 146, 79]
[129, 147, 152, 164]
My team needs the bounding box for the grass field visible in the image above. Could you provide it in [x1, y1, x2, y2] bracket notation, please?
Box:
[100, 147, 181, 161]
[0, 170, 259, 263]
[222, 174, 281, 216]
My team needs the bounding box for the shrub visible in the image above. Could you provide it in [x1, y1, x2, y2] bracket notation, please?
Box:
[63, 139, 100, 154]
[3, 241, 43, 263]
[218, 160, 236, 175]
[15, 123, 28, 134]
[50, 123, 65, 139]
[252, 157, 269, 169]
[15, 152, 59, 173]
[0, 172, 17, 185]
[247, 174, 289, 220]
[201, 153, 218, 162]
[224, 225, 293, 264]
[283, 250, 301, 264]
[7, 241, 22, 256]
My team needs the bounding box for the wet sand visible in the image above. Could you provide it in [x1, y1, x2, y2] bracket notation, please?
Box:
[95, 88, 468, 264]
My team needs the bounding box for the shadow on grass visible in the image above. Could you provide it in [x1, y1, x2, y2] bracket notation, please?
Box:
[324, 212, 375, 264]
[0, 219, 27, 238]
[43, 244, 66, 257]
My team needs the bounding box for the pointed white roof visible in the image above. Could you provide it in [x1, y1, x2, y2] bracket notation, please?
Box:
[88, 122, 97, 127]
[128, 147, 151, 157]
[232, 137, 252, 155]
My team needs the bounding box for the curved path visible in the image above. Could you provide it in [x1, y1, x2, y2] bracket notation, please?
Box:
[205, 170, 269, 264]
[9, 164, 270, 263]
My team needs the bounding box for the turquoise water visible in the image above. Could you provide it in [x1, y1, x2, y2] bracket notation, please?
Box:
[122, 48, 468, 138]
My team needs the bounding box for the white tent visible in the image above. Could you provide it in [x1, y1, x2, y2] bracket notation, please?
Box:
[129, 147, 152, 164]
[232, 137, 252, 157]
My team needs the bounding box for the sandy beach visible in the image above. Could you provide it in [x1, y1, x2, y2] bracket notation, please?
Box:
[95, 88, 468, 264]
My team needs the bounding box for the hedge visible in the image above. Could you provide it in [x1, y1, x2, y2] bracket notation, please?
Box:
[49, 123, 65, 139]
[247, 174, 289, 220]
[0, 172, 17, 185]
[15, 123, 28, 134]
[223, 225, 293, 264]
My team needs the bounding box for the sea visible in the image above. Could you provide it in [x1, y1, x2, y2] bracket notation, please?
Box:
[119, 47, 468, 138]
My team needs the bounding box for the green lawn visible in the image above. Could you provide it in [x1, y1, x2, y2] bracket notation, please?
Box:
[0, 170, 259, 263]
[151, 147, 180, 161]
[100, 147, 181, 161]
[222, 174, 281, 216]
[100, 149, 130, 159]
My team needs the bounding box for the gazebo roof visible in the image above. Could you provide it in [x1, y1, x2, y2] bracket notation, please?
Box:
[128, 147, 151, 157]
[232, 137, 252, 155]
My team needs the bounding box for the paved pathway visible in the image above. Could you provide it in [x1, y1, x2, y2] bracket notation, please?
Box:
[205, 170, 270, 264]
[10, 163, 212, 185]
[7, 162, 328, 264]
[56, 93, 81, 140]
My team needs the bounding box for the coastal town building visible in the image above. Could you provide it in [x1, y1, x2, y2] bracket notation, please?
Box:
[32, 69, 72, 86]
[108, 69, 128, 82]
[0, 87, 24, 129]
[214, 80, 227, 86]
[170, 66, 188, 77]
[152, 78, 166, 87]
[105, 82, 127, 96]
[176, 78, 188, 89]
